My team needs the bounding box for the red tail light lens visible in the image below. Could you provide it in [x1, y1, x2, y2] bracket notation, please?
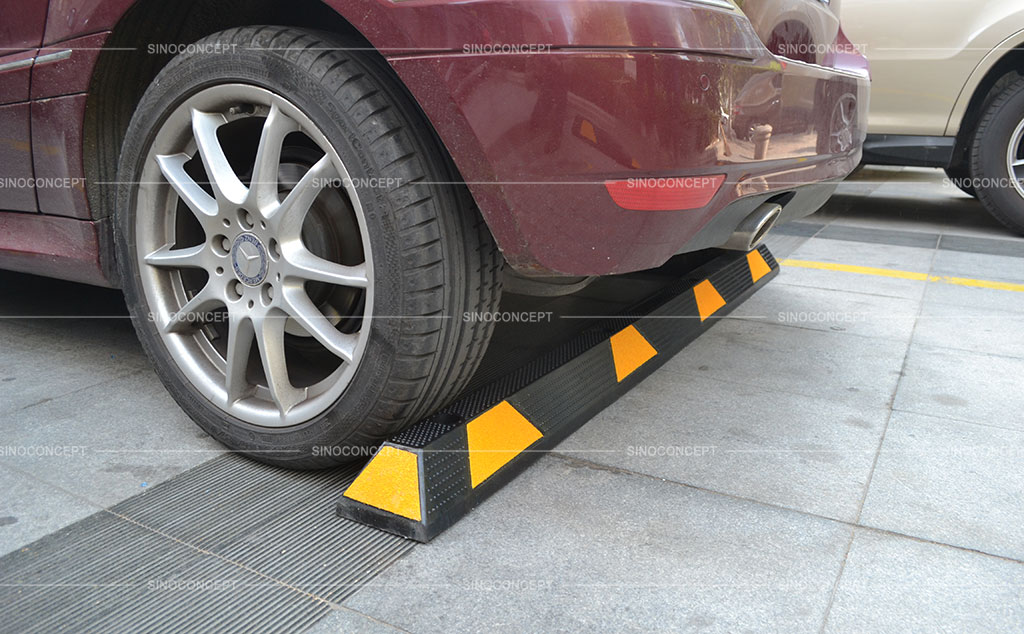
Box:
[604, 175, 726, 211]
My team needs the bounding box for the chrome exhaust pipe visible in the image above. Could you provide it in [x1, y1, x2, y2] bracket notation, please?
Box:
[723, 202, 782, 251]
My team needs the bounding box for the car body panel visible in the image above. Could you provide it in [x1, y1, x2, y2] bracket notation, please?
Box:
[390, 50, 866, 274]
[842, 0, 1024, 137]
[0, 0, 48, 212]
[946, 26, 1024, 137]
[0, 211, 109, 286]
[0, 0, 868, 284]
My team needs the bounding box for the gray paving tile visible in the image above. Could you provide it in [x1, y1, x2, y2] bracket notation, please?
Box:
[557, 370, 887, 522]
[913, 300, 1024, 357]
[732, 282, 919, 341]
[824, 530, 1024, 633]
[0, 371, 224, 510]
[662, 318, 908, 410]
[942, 205, 1023, 240]
[788, 238, 937, 271]
[764, 232, 812, 260]
[0, 348, 139, 416]
[893, 344, 1024, 431]
[816, 225, 940, 249]
[305, 608, 405, 634]
[0, 319, 40, 354]
[825, 211, 954, 237]
[772, 221, 825, 238]
[922, 278, 1024, 312]
[0, 316, 150, 416]
[776, 264, 927, 300]
[0, 463, 98, 557]
[345, 457, 851, 634]
[860, 411, 1024, 561]
[939, 234, 1024, 259]
[931, 249, 1024, 284]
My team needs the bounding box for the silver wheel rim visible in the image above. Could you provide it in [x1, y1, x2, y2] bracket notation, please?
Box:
[136, 84, 374, 428]
[1007, 117, 1024, 199]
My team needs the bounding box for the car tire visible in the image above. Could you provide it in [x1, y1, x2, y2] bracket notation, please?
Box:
[114, 26, 502, 468]
[943, 166, 977, 198]
[971, 76, 1024, 235]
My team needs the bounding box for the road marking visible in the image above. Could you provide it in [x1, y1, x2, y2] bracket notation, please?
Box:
[780, 259, 1024, 292]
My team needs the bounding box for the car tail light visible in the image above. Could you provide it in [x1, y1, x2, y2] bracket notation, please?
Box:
[604, 175, 726, 211]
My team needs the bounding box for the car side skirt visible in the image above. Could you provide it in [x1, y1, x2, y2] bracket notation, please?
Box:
[862, 134, 955, 168]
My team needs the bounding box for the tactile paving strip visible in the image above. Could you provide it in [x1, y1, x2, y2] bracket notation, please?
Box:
[0, 455, 413, 633]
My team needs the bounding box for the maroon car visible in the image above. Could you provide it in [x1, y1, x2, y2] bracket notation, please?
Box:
[0, 0, 868, 466]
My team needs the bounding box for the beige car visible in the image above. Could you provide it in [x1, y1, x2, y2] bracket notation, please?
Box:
[841, 0, 1024, 234]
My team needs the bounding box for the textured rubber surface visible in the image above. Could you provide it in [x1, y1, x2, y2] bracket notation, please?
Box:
[339, 248, 779, 541]
[0, 455, 413, 633]
[972, 76, 1024, 235]
[115, 26, 503, 468]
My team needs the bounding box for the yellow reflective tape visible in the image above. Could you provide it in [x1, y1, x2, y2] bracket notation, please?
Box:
[343, 446, 421, 521]
[610, 325, 657, 382]
[747, 250, 773, 284]
[694, 280, 726, 321]
[779, 259, 1024, 292]
[467, 401, 543, 488]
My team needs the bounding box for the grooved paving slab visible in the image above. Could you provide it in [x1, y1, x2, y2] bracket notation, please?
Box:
[0, 455, 414, 634]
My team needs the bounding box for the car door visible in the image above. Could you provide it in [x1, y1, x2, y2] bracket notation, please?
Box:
[0, 0, 48, 212]
[841, 0, 1020, 136]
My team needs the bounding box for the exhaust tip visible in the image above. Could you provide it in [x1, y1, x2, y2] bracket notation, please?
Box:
[723, 202, 782, 251]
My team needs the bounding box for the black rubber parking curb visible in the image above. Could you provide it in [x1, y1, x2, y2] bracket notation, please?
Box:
[337, 247, 779, 542]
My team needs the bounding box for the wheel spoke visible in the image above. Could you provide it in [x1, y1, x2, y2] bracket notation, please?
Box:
[281, 287, 357, 363]
[192, 109, 248, 206]
[268, 155, 337, 238]
[165, 284, 222, 334]
[254, 313, 306, 414]
[224, 313, 255, 405]
[249, 104, 300, 212]
[155, 153, 218, 223]
[286, 248, 368, 288]
[144, 243, 208, 270]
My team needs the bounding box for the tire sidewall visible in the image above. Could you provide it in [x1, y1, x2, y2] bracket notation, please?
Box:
[972, 81, 1024, 232]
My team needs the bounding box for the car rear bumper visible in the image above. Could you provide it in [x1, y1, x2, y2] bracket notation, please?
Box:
[387, 13, 869, 276]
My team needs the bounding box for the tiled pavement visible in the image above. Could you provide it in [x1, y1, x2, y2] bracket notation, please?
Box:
[3, 167, 1023, 631]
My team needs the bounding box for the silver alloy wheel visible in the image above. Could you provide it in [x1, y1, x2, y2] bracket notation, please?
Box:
[1007, 117, 1024, 199]
[136, 84, 374, 428]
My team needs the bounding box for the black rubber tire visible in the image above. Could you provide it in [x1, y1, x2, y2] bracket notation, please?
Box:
[971, 76, 1024, 235]
[114, 26, 502, 468]
[944, 166, 977, 198]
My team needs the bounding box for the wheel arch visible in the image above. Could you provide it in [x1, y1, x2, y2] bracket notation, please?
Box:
[947, 38, 1024, 171]
[84, 0, 373, 226]
[84, 0, 509, 282]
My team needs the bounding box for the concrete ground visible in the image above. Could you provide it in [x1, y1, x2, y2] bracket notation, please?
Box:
[2, 166, 1024, 632]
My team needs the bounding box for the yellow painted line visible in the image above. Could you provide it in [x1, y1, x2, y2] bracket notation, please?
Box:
[466, 401, 543, 488]
[610, 325, 657, 382]
[344, 446, 421, 521]
[779, 259, 1024, 293]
